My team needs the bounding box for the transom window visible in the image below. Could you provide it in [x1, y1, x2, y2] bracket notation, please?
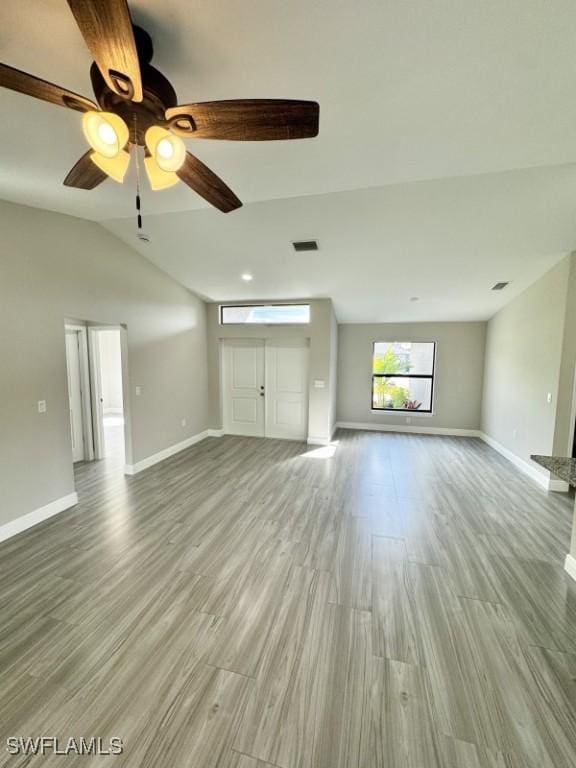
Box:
[220, 304, 310, 325]
[372, 341, 436, 413]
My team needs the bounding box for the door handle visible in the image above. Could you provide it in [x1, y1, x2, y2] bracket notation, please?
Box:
[259, 391, 265, 396]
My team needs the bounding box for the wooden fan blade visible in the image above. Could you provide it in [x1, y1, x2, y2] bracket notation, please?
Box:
[66, 0, 143, 102]
[177, 152, 242, 213]
[63, 152, 108, 189]
[166, 99, 320, 140]
[0, 63, 97, 112]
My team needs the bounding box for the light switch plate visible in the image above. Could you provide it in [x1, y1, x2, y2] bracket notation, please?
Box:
[314, 379, 325, 389]
[37, 400, 47, 413]
[135, 386, 142, 396]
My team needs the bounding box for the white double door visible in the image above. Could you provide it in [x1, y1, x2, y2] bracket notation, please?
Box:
[222, 338, 309, 440]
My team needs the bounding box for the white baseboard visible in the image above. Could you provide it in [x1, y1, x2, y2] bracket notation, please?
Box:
[124, 429, 216, 475]
[478, 432, 557, 491]
[549, 479, 570, 493]
[336, 421, 481, 438]
[0, 492, 78, 543]
[564, 554, 576, 583]
[103, 407, 123, 416]
[207, 429, 224, 438]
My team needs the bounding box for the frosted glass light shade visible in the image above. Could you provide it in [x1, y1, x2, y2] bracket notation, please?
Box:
[90, 150, 130, 183]
[82, 111, 129, 158]
[145, 126, 185, 172]
[144, 155, 179, 190]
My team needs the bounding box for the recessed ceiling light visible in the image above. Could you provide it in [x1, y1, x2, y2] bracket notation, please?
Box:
[409, 296, 419, 302]
[241, 273, 253, 282]
[491, 281, 510, 291]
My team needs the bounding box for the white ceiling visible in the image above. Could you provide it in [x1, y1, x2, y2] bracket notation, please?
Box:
[2, 0, 576, 320]
[103, 163, 576, 322]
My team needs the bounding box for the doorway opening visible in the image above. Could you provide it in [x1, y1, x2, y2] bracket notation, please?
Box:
[92, 328, 125, 465]
[221, 338, 310, 441]
[64, 324, 127, 475]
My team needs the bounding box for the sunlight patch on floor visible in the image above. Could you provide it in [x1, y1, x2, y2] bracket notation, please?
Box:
[300, 442, 338, 459]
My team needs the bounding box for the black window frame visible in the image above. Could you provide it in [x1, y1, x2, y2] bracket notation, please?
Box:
[371, 341, 436, 414]
[219, 303, 311, 325]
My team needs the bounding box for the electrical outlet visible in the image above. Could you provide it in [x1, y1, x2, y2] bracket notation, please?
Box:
[135, 386, 142, 396]
[547, 392, 552, 404]
[37, 400, 47, 413]
[181, 418, 187, 428]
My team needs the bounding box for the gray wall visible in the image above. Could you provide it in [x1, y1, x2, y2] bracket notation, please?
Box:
[337, 322, 486, 430]
[482, 254, 575, 479]
[206, 299, 336, 442]
[0, 200, 209, 527]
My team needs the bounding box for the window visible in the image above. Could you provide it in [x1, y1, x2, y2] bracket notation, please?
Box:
[372, 341, 436, 413]
[220, 304, 310, 325]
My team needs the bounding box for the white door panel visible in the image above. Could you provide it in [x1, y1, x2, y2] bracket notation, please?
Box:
[65, 331, 85, 462]
[265, 340, 309, 440]
[88, 328, 105, 460]
[223, 339, 265, 436]
[274, 400, 301, 426]
[232, 397, 259, 424]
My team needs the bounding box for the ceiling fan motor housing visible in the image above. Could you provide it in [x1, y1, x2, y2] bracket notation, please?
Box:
[90, 26, 178, 145]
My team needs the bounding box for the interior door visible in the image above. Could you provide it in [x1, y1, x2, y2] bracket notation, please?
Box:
[88, 327, 106, 460]
[65, 331, 85, 462]
[222, 339, 265, 437]
[265, 339, 309, 440]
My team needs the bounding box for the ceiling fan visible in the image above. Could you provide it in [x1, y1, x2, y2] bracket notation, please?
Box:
[0, 0, 320, 213]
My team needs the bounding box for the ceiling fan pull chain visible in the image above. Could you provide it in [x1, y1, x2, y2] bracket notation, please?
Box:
[133, 115, 144, 235]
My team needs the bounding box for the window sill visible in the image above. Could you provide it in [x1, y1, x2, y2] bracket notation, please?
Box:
[370, 408, 435, 418]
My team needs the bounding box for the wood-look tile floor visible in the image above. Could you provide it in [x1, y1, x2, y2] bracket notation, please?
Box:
[1, 430, 576, 767]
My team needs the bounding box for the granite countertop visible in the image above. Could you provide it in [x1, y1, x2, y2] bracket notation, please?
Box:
[531, 455, 576, 488]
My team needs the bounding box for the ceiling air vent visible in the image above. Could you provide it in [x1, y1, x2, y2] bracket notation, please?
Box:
[292, 240, 319, 252]
[491, 282, 509, 291]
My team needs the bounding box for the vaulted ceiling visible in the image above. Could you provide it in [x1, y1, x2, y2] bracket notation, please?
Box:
[2, 0, 576, 320]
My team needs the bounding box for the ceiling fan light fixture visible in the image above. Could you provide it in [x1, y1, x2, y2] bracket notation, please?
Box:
[145, 126, 185, 172]
[90, 150, 130, 183]
[144, 155, 179, 190]
[82, 111, 129, 158]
